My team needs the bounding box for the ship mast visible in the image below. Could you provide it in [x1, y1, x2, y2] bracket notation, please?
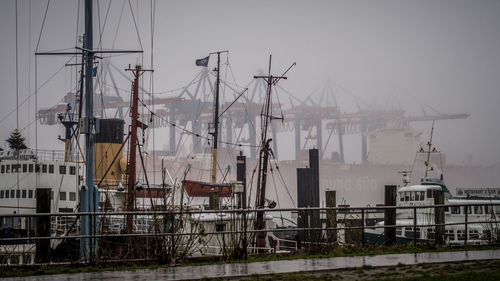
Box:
[207, 50, 228, 209]
[424, 120, 435, 178]
[125, 65, 153, 233]
[210, 51, 223, 184]
[83, 0, 95, 199]
[253, 55, 295, 250]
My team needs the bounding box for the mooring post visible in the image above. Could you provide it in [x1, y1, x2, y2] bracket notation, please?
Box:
[413, 206, 417, 246]
[464, 205, 468, 246]
[361, 208, 365, 247]
[325, 190, 337, 243]
[80, 185, 89, 261]
[236, 153, 247, 209]
[434, 190, 445, 245]
[35, 188, 51, 263]
[236, 152, 247, 259]
[384, 185, 397, 246]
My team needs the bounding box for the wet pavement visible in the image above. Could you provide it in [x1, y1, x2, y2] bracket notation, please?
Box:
[5, 249, 500, 280]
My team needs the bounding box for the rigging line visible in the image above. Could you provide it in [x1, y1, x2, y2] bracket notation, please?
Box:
[15, 0, 20, 212]
[111, 0, 126, 50]
[222, 54, 230, 104]
[75, 0, 80, 47]
[270, 166, 284, 225]
[97, 0, 113, 51]
[0, 58, 72, 125]
[35, 54, 38, 190]
[271, 158, 296, 207]
[35, 0, 51, 52]
[15, 0, 19, 131]
[273, 85, 285, 121]
[218, 88, 249, 118]
[28, 0, 32, 145]
[138, 99, 260, 148]
[247, 167, 257, 209]
[127, 0, 143, 51]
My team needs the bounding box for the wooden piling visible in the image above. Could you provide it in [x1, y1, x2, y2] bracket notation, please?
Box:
[325, 190, 337, 243]
[35, 188, 51, 263]
[384, 185, 397, 246]
[434, 190, 445, 245]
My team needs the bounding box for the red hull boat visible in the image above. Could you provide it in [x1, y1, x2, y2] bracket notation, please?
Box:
[182, 179, 232, 197]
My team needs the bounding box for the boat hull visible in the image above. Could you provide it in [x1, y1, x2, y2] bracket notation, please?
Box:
[182, 180, 232, 197]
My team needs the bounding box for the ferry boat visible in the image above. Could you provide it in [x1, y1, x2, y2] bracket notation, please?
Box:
[365, 123, 500, 245]
[365, 178, 500, 245]
[0, 149, 82, 234]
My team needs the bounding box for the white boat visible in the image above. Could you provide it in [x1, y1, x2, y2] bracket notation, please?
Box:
[366, 122, 500, 245]
[0, 149, 81, 231]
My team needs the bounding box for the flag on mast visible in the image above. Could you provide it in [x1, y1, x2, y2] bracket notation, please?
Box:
[195, 56, 209, 67]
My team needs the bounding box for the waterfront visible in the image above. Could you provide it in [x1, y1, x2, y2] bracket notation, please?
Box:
[3, 249, 500, 280]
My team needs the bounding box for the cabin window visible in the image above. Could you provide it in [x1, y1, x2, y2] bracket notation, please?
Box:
[16, 190, 20, 198]
[11, 190, 15, 198]
[415, 192, 420, 201]
[396, 227, 402, 236]
[399, 192, 404, 202]
[69, 166, 76, 175]
[22, 164, 27, 173]
[420, 191, 425, 200]
[451, 206, 460, 214]
[215, 224, 226, 232]
[35, 164, 40, 173]
[11, 164, 17, 173]
[444, 206, 449, 213]
[28, 190, 33, 198]
[49, 165, 54, 174]
[1, 165, 4, 173]
[0, 190, 4, 198]
[474, 205, 483, 214]
[29, 164, 33, 173]
[465, 206, 472, 214]
[59, 166, 66, 174]
[5, 190, 9, 198]
[427, 189, 433, 198]
[69, 192, 76, 201]
[445, 230, 454, 241]
[42, 165, 47, 173]
[60, 192, 66, 201]
[484, 205, 491, 214]
[22, 190, 26, 198]
[427, 228, 435, 240]
[469, 230, 480, 239]
[410, 192, 415, 201]
[404, 227, 419, 238]
[405, 192, 410, 201]
[457, 230, 466, 240]
[6, 165, 10, 173]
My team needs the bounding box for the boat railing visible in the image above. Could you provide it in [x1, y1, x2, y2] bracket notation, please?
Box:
[0, 149, 78, 163]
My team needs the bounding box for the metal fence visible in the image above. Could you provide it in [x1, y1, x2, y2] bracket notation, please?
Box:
[1, 202, 500, 265]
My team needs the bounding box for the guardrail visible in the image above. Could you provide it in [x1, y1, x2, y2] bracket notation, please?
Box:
[1, 203, 499, 265]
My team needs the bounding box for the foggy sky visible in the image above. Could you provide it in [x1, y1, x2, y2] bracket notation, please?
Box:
[0, 0, 499, 166]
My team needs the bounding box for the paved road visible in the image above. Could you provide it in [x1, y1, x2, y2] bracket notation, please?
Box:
[5, 249, 500, 281]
